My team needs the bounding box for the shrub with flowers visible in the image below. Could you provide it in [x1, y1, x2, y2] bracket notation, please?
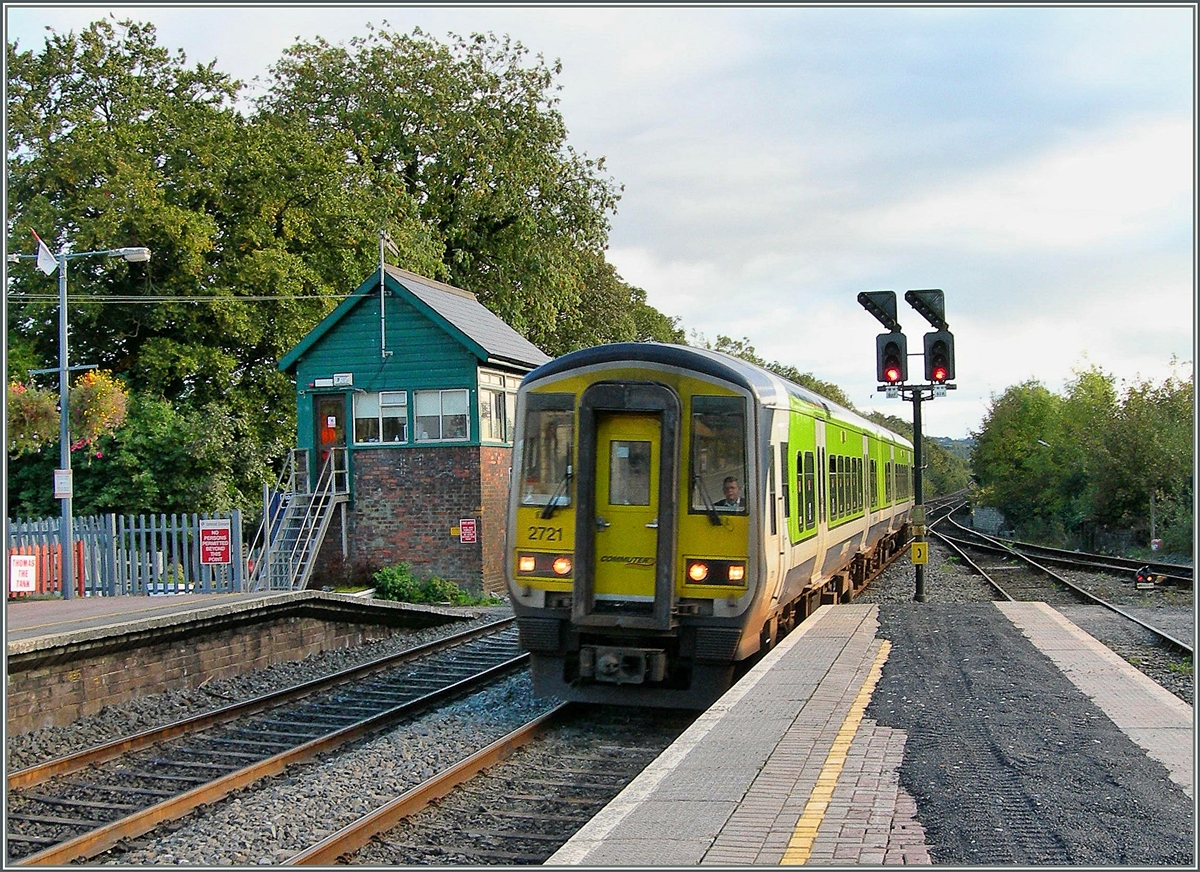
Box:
[68, 370, 129, 451]
[6, 381, 59, 456]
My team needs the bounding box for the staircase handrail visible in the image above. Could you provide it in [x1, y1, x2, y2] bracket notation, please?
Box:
[246, 449, 310, 590]
[277, 448, 348, 589]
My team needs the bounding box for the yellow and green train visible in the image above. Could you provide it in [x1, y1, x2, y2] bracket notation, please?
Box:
[506, 342, 913, 708]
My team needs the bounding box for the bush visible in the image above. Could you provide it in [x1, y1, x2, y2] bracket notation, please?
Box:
[372, 562, 499, 606]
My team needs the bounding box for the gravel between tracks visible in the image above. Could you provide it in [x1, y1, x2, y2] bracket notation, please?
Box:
[5, 606, 516, 772]
[856, 541, 1194, 705]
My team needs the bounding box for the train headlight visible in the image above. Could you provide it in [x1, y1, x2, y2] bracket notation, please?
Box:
[517, 552, 574, 579]
[685, 558, 747, 586]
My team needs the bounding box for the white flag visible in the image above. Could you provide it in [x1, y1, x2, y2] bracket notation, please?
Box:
[32, 230, 57, 276]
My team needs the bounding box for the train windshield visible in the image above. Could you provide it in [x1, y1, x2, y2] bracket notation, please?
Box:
[519, 394, 575, 508]
[689, 396, 747, 515]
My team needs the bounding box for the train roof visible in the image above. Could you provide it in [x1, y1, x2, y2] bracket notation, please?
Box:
[524, 342, 912, 447]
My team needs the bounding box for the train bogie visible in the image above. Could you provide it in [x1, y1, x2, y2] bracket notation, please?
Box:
[506, 343, 912, 708]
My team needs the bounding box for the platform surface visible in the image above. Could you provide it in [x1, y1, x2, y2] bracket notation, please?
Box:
[550, 602, 1194, 866]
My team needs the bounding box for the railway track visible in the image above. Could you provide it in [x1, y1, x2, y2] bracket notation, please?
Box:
[286, 703, 695, 865]
[930, 514, 1193, 658]
[5, 620, 525, 866]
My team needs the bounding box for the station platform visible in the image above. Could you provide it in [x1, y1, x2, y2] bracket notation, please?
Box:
[550, 602, 1194, 866]
[5, 589, 463, 655]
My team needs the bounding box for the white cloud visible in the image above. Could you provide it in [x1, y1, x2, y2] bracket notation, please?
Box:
[863, 117, 1193, 252]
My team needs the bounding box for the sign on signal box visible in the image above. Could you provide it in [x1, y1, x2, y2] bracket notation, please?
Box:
[199, 519, 232, 565]
[9, 554, 37, 593]
[911, 541, 929, 565]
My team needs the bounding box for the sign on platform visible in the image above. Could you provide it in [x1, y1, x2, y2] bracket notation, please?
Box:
[53, 468, 73, 499]
[459, 518, 477, 544]
[199, 519, 232, 565]
[9, 554, 37, 593]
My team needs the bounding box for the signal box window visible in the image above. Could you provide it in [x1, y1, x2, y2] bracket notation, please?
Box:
[415, 389, 468, 441]
[689, 396, 747, 515]
[609, 440, 651, 506]
[520, 394, 574, 508]
[354, 391, 408, 444]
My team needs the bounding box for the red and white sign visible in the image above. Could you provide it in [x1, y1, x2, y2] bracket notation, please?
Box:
[9, 554, 37, 593]
[459, 518, 477, 544]
[199, 519, 232, 565]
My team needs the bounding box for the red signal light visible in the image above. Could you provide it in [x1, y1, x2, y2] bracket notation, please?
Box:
[931, 364, 948, 382]
[884, 364, 902, 383]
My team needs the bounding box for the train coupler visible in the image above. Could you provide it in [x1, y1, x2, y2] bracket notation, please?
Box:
[579, 645, 667, 684]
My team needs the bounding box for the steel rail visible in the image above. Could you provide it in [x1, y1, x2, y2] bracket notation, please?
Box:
[7, 616, 514, 792]
[284, 703, 573, 865]
[12, 652, 529, 866]
[936, 516, 1193, 657]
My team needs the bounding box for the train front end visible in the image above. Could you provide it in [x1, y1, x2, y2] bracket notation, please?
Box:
[505, 344, 762, 708]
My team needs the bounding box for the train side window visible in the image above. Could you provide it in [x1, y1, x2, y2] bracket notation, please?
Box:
[689, 396, 747, 515]
[767, 448, 777, 536]
[838, 455, 847, 518]
[870, 459, 878, 510]
[519, 393, 575, 508]
[885, 460, 893, 503]
[803, 452, 815, 529]
[829, 455, 838, 519]
[780, 441, 790, 523]
[817, 447, 826, 523]
[854, 457, 862, 512]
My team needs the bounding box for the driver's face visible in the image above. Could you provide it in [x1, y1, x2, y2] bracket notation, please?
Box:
[724, 481, 740, 499]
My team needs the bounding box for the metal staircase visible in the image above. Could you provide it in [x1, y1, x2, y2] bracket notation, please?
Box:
[248, 448, 349, 591]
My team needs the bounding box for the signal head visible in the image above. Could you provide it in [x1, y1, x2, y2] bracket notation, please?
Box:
[923, 330, 955, 383]
[876, 332, 908, 383]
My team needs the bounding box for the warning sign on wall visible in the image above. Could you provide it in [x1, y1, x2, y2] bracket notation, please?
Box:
[199, 519, 232, 565]
[459, 518, 477, 544]
[9, 554, 37, 593]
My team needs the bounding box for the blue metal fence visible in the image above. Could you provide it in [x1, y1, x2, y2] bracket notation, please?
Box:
[6, 511, 245, 596]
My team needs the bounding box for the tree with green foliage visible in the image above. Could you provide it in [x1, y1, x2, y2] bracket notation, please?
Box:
[259, 25, 640, 355]
[971, 365, 1192, 554]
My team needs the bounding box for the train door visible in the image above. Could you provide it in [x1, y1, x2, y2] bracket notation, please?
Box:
[573, 382, 680, 631]
[592, 413, 660, 602]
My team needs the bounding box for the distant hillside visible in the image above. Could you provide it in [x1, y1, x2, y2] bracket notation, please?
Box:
[932, 436, 975, 464]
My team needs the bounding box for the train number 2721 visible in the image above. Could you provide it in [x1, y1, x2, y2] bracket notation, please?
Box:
[527, 525, 563, 541]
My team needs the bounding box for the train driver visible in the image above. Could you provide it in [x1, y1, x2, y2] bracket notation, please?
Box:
[714, 476, 744, 510]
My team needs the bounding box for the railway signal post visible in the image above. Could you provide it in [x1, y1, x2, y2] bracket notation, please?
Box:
[857, 289, 957, 602]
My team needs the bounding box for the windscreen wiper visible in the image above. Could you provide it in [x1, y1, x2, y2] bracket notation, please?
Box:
[693, 475, 723, 526]
[540, 466, 573, 519]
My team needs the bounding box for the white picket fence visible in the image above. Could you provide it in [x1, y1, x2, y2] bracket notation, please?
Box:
[6, 511, 245, 597]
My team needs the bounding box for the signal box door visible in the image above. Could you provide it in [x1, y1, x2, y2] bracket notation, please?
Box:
[593, 413, 660, 602]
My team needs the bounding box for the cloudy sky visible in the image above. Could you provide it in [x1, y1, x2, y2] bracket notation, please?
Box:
[6, 5, 1195, 438]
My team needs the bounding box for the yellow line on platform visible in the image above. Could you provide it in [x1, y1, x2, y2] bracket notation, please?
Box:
[781, 639, 891, 865]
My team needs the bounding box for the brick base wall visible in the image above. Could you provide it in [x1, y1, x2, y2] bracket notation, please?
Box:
[348, 446, 513, 593]
[6, 617, 409, 736]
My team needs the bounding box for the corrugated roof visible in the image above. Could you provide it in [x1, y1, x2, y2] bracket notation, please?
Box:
[385, 265, 550, 368]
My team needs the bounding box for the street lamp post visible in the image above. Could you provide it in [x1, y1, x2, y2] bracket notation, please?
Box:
[9, 242, 150, 599]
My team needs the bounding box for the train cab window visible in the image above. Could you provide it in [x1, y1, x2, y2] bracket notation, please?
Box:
[803, 452, 815, 529]
[519, 393, 575, 508]
[689, 396, 747, 515]
[609, 440, 651, 505]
